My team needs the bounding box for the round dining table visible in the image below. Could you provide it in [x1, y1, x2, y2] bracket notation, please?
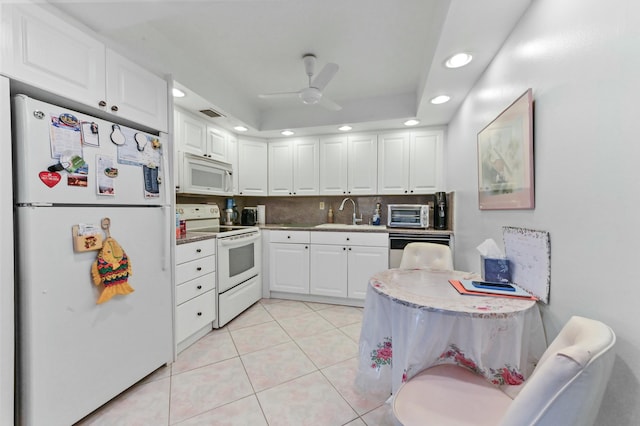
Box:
[356, 268, 546, 399]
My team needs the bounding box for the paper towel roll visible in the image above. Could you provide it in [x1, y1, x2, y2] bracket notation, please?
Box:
[257, 205, 265, 224]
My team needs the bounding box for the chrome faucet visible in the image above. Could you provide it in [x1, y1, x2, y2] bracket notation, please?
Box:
[339, 197, 362, 225]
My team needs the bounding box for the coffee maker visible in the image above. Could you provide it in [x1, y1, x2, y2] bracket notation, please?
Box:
[434, 192, 448, 230]
[223, 198, 238, 225]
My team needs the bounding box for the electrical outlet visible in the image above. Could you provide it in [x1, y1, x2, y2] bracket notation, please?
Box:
[319, 201, 325, 210]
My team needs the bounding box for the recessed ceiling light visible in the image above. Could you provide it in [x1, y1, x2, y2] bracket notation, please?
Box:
[234, 126, 248, 132]
[430, 95, 451, 105]
[338, 125, 352, 131]
[404, 119, 420, 126]
[172, 88, 185, 98]
[445, 52, 473, 68]
[281, 130, 295, 136]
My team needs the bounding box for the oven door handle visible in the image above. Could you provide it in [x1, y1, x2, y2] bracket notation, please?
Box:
[218, 232, 260, 247]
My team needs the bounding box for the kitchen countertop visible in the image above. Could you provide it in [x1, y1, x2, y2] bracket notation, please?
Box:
[259, 224, 453, 235]
[176, 224, 453, 245]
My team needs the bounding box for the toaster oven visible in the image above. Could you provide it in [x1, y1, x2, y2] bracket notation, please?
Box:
[387, 204, 430, 228]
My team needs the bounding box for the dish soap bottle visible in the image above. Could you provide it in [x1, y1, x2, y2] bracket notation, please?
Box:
[372, 203, 381, 225]
[327, 206, 334, 223]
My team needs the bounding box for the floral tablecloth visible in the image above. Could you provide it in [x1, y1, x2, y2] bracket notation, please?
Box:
[356, 269, 546, 399]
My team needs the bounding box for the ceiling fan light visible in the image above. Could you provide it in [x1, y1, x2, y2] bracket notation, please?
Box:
[299, 87, 322, 105]
[445, 52, 473, 68]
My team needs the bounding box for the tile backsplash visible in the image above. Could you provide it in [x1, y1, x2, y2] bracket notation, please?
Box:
[176, 193, 454, 230]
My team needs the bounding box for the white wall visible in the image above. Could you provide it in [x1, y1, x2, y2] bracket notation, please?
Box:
[447, 0, 639, 423]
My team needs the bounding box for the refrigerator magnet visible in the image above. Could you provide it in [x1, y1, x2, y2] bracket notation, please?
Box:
[143, 165, 160, 198]
[110, 124, 125, 146]
[97, 155, 116, 196]
[134, 133, 148, 152]
[81, 121, 100, 147]
[38, 171, 61, 188]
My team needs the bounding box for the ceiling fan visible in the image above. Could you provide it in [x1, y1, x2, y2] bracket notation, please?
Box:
[259, 54, 341, 111]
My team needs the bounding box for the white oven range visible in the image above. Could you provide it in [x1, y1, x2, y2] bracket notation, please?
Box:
[177, 204, 262, 328]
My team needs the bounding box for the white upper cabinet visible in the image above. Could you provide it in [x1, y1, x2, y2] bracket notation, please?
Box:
[378, 129, 443, 194]
[347, 133, 378, 195]
[1, 3, 168, 132]
[174, 109, 207, 156]
[268, 138, 319, 196]
[104, 49, 168, 132]
[319, 133, 377, 195]
[238, 138, 268, 196]
[174, 107, 234, 162]
[1, 4, 105, 106]
[268, 140, 294, 196]
[206, 126, 228, 162]
[319, 135, 348, 195]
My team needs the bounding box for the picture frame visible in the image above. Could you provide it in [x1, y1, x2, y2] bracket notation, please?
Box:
[477, 88, 534, 210]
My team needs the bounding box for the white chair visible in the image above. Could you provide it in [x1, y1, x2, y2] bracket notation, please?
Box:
[392, 315, 616, 426]
[399, 242, 454, 270]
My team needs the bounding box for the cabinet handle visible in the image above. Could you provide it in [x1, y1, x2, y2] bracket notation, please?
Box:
[346, 237, 350, 241]
[197, 312, 202, 316]
[305, 246, 308, 249]
[348, 247, 352, 251]
[343, 247, 346, 251]
[410, 190, 414, 193]
[293, 192, 296, 195]
[196, 267, 202, 271]
[197, 285, 202, 290]
[110, 105, 119, 112]
[287, 235, 291, 239]
[196, 248, 202, 253]
[404, 190, 408, 193]
[98, 100, 107, 107]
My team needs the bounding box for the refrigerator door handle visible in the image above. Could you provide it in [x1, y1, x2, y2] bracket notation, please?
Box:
[163, 205, 170, 271]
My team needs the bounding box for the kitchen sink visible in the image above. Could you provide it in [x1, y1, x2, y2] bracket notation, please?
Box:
[315, 223, 387, 230]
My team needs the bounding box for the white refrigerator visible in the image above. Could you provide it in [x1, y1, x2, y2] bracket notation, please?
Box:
[13, 95, 174, 426]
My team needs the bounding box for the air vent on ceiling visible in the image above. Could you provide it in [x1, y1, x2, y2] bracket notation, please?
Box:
[199, 108, 225, 118]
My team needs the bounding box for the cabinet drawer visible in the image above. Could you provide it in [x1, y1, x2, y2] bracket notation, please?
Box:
[176, 290, 215, 343]
[176, 255, 215, 283]
[269, 230, 310, 244]
[176, 273, 216, 305]
[311, 231, 388, 247]
[176, 239, 216, 264]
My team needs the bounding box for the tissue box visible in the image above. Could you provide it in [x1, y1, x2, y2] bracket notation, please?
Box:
[482, 257, 511, 283]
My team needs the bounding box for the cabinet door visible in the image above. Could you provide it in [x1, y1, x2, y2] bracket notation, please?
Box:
[348, 134, 378, 195]
[319, 136, 348, 195]
[175, 109, 207, 155]
[238, 138, 268, 196]
[269, 243, 310, 294]
[105, 49, 168, 132]
[348, 246, 389, 299]
[409, 130, 443, 193]
[293, 138, 319, 195]
[206, 126, 227, 162]
[1, 4, 106, 107]
[268, 140, 293, 196]
[378, 132, 410, 194]
[310, 244, 348, 298]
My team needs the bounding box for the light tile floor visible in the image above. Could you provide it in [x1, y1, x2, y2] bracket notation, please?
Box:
[76, 299, 396, 426]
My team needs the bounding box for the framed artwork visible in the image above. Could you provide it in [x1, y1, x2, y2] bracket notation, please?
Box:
[478, 89, 534, 210]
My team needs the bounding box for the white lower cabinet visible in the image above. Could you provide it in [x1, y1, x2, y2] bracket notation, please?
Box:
[175, 239, 216, 347]
[310, 232, 388, 301]
[268, 230, 388, 302]
[269, 231, 310, 294]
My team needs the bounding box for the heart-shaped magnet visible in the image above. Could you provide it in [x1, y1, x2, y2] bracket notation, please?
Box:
[39, 171, 61, 188]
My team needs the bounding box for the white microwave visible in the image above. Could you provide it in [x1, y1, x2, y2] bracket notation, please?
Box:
[176, 151, 233, 196]
[387, 204, 430, 228]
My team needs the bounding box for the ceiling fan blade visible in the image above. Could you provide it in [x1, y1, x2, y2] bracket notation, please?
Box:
[311, 63, 338, 90]
[258, 91, 300, 99]
[319, 95, 342, 111]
